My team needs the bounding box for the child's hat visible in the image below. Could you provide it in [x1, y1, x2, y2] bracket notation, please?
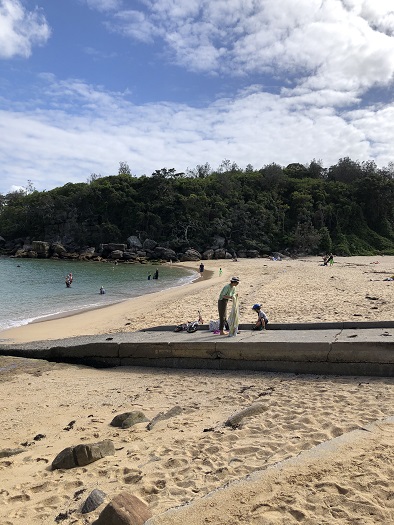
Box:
[252, 303, 261, 310]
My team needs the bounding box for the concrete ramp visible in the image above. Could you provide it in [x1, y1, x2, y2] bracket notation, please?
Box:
[0, 322, 393, 376]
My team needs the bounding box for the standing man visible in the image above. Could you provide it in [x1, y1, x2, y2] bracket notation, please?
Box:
[199, 262, 205, 277]
[217, 276, 239, 335]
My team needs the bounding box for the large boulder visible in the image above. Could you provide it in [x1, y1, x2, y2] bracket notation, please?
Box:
[202, 249, 214, 260]
[79, 247, 96, 259]
[152, 246, 177, 261]
[51, 243, 67, 256]
[214, 248, 226, 259]
[142, 238, 157, 251]
[127, 236, 143, 249]
[246, 250, 260, 258]
[180, 249, 201, 261]
[32, 240, 50, 257]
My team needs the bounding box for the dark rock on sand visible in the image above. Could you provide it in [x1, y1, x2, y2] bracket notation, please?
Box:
[52, 439, 115, 470]
[110, 411, 149, 429]
[0, 448, 24, 458]
[81, 489, 107, 514]
[92, 492, 152, 525]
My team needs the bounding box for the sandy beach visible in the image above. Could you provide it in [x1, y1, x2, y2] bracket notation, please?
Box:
[0, 256, 393, 524]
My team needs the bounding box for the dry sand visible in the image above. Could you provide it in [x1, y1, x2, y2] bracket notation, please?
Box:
[0, 256, 393, 524]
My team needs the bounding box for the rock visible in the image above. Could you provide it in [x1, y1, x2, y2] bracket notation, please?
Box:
[79, 247, 96, 259]
[52, 439, 115, 470]
[180, 249, 201, 261]
[51, 243, 67, 256]
[81, 489, 107, 514]
[214, 248, 226, 259]
[152, 246, 177, 261]
[92, 492, 152, 525]
[31, 240, 50, 257]
[110, 250, 124, 259]
[225, 403, 267, 428]
[202, 249, 214, 260]
[0, 448, 24, 458]
[246, 250, 260, 258]
[127, 236, 143, 249]
[142, 239, 157, 251]
[110, 412, 149, 429]
[147, 405, 183, 430]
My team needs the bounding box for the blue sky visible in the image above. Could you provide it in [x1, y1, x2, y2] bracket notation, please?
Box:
[1, 0, 394, 193]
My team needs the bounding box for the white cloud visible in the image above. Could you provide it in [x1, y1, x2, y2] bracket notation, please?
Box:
[0, 0, 51, 59]
[84, 0, 122, 12]
[0, 76, 393, 194]
[101, 0, 394, 98]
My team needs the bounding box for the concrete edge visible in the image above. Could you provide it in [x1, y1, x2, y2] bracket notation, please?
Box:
[145, 415, 394, 524]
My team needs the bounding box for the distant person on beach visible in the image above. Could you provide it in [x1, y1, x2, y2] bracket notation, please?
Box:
[217, 276, 239, 336]
[327, 253, 334, 266]
[252, 304, 269, 330]
[219, 267, 223, 276]
[199, 263, 205, 277]
[147, 273, 151, 280]
[153, 268, 159, 280]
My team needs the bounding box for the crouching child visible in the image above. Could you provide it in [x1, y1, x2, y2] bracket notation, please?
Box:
[252, 304, 269, 330]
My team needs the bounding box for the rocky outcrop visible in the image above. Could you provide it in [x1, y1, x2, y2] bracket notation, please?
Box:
[1, 232, 273, 262]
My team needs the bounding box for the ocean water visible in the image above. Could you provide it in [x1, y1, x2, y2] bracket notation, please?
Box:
[0, 256, 197, 332]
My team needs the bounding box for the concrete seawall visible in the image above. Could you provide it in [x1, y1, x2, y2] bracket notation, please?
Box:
[0, 322, 393, 377]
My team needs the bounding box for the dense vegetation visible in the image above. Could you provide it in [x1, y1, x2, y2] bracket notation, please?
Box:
[1, 157, 394, 256]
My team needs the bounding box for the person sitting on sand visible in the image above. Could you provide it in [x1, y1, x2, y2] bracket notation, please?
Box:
[217, 277, 239, 336]
[252, 304, 269, 330]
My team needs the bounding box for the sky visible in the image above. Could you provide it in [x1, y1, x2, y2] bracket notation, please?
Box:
[1, 0, 394, 194]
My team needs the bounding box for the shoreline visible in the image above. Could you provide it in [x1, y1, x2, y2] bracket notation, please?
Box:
[0, 263, 219, 343]
[1, 256, 393, 344]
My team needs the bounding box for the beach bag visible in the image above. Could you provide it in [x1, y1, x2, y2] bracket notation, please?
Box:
[209, 319, 220, 332]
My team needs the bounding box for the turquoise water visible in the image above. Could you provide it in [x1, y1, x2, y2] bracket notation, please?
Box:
[0, 257, 197, 332]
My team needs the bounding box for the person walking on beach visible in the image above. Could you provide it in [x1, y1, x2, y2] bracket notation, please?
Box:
[199, 262, 205, 277]
[217, 276, 239, 336]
